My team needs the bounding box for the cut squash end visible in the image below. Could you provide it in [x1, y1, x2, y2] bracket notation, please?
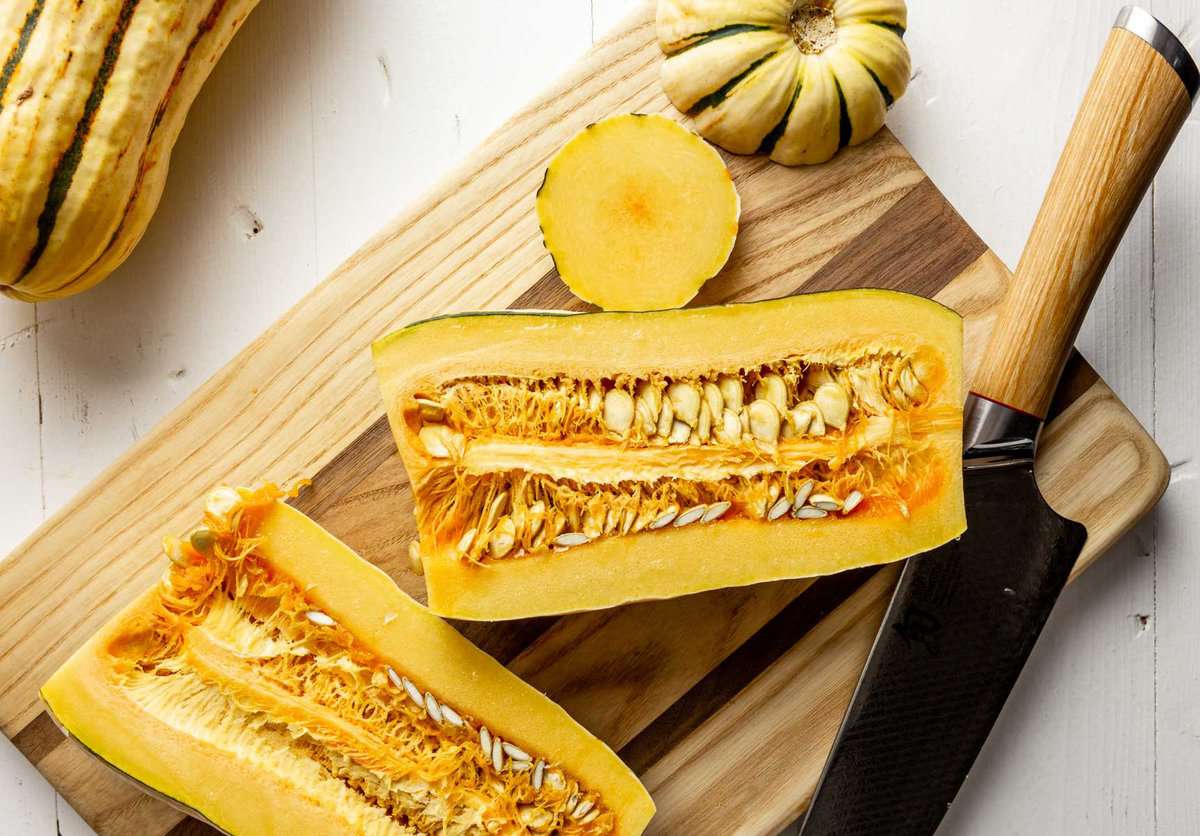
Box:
[537, 113, 740, 311]
[43, 487, 654, 835]
[373, 290, 965, 620]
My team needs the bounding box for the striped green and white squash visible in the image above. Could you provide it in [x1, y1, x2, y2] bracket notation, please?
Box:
[656, 0, 910, 166]
[0, 0, 259, 302]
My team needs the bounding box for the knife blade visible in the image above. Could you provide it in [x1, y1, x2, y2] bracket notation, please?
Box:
[799, 7, 1198, 835]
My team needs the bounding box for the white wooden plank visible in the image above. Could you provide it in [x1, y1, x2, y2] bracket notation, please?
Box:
[0, 735, 55, 835]
[592, 0, 642, 42]
[305, 0, 595, 278]
[1150, 93, 1200, 836]
[0, 301, 43, 556]
[1150, 3, 1200, 823]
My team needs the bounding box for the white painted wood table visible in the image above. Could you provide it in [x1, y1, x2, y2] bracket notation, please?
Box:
[2, 2, 1198, 833]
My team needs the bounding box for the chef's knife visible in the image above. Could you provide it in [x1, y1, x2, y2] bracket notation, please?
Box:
[799, 8, 1198, 835]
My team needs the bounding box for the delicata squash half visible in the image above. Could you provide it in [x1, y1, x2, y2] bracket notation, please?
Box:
[42, 485, 653, 836]
[373, 290, 966, 621]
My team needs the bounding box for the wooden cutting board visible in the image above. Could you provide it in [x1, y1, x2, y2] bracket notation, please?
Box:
[0, 4, 1168, 835]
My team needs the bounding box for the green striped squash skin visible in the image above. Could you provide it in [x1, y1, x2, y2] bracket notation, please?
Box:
[0, 0, 259, 302]
[656, 0, 910, 166]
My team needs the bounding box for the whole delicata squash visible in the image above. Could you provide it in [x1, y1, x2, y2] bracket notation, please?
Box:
[0, 0, 259, 301]
[41, 485, 654, 836]
[656, 0, 910, 165]
[373, 290, 965, 621]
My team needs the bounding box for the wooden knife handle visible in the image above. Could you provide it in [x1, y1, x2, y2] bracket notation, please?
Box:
[971, 9, 1196, 419]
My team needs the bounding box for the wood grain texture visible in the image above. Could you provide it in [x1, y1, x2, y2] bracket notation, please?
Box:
[972, 27, 1193, 417]
[0, 3, 1170, 835]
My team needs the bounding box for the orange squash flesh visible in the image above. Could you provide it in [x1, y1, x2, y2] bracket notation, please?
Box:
[42, 487, 653, 835]
[372, 290, 966, 621]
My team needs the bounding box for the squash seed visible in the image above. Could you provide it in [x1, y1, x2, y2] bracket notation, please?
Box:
[674, 504, 707, 527]
[814, 382, 850, 430]
[716, 407, 741, 443]
[205, 486, 241, 528]
[748, 399, 781, 443]
[402, 676, 424, 707]
[552, 532, 590, 547]
[756, 373, 788, 413]
[305, 610, 335, 627]
[533, 760, 546, 790]
[794, 506, 828, 519]
[489, 518, 517, 557]
[810, 494, 841, 511]
[656, 397, 675, 437]
[703, 381, 724, 417]
[603, 389, 635, 434]
[650, 506, 679, 529]
[667, 381, 702, 427]
[668, 419, 691, 444]
[697, 400, 713, 442]
[189, 528, 215, 553]
[456, 528, 477, 555]
[491, 737, 504, 771]
[843, 490, 864, 514]
[717, 374, 744, 411]
[767, 497, 792, 521]
[386, 666, 404, 691]
[511, 759, 532, 772]
[480, 726, 492, 753]
[790, 402, 824, 436]
[413, 397, 445, 422]
[424, 691, 444, 724]
[441, 703, 464, 727]
[573, 798, 596, 819]
[703, 501, 732, 522]
[502, 741, 531, 761]
[792, 480, 815, 510]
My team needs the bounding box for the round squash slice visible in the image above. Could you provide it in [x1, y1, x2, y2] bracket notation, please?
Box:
[536, 113, 740, 311]
[657, 0, 911, 165]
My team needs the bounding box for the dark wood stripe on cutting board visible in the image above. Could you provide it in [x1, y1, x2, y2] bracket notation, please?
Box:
[799, 177, 985, 298]
[165, 817, 216, 836]
[11, 709, 62, 765]
[620, 568, 878, 774]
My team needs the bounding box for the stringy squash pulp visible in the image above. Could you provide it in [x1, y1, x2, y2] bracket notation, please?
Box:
[657, 0, 910, 165]
[41, 486, 653, 836]
[373, 290, 965, 621]
[536, 113, 739, 310]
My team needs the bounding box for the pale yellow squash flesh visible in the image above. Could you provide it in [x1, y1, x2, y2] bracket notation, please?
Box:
[536, 113, 740, 311]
